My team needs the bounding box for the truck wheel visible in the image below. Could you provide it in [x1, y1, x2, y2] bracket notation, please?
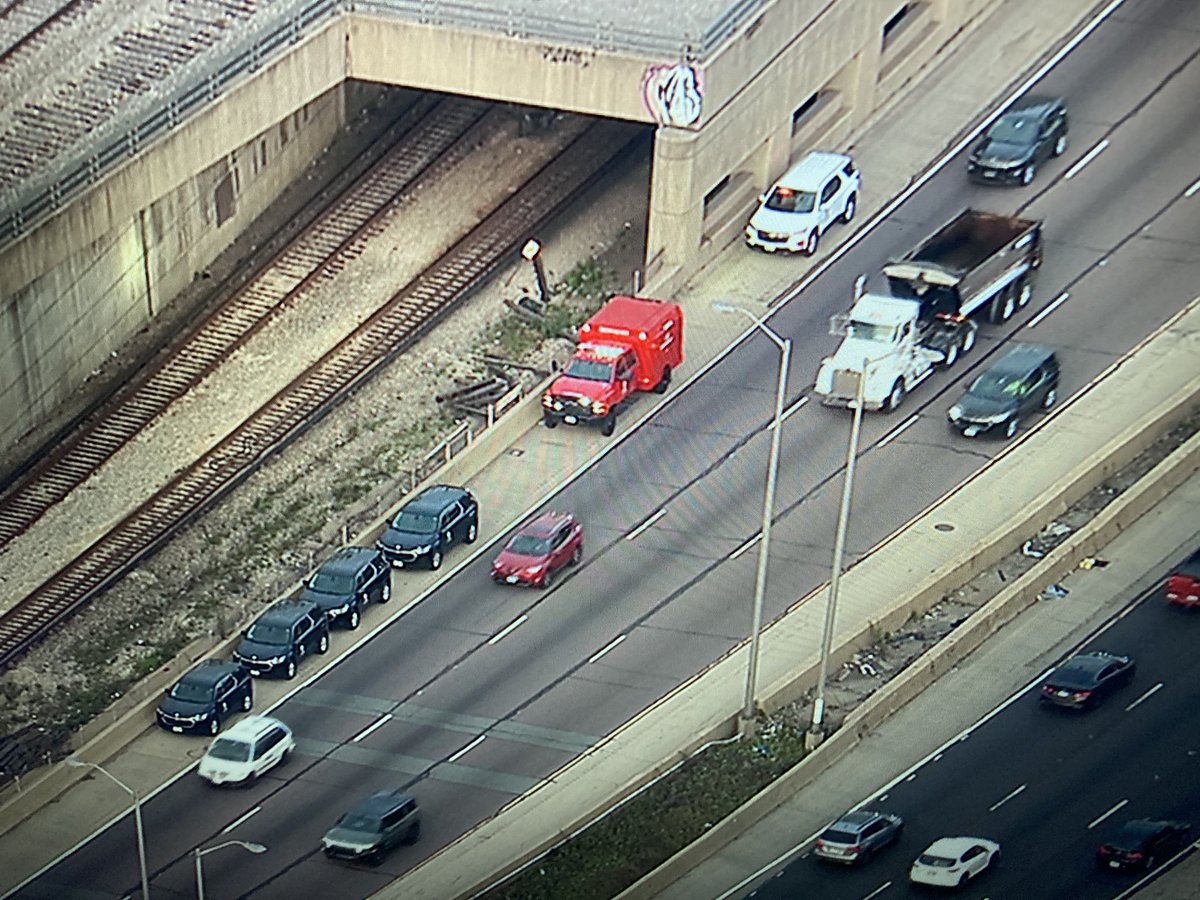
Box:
[942, 342, 959, 367]
[885, 380, 905, 413]
[842, 193, 857, 224]
[543, 414, 558, 429]
[653, 366, 671, 394]
[804, 230, 819, 256]
[990, 289, 1015, 323]
[962, 329, 976, 354]
[601, 414, 616, 437]
[1016, 279, 1033, 307]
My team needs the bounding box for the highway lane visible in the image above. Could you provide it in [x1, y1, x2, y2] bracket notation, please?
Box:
[746, 560, 1200, 900]
[13, 0, 1200, 897]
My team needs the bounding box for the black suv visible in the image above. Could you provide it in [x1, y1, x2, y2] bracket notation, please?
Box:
[322, 790, 421, 865]
[300, 546, 391, 630]
[967, 95, 1068, 185]
[948, 343, 1060, 439]
[234, 598, 330, 679]
[377, 484, 478, 570]
[156, 659, 252, 736]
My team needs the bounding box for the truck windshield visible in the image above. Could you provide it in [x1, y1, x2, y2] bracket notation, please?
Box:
[846, 321, 896, 342]
[564, 358, 614, 382]
[765, 187, 816, 213]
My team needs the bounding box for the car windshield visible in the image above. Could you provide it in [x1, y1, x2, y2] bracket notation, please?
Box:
[820, 828, 859, 844]
[246, 623, 290, 645]
[968, 371, 1023, 400]
[391, 510, 437, 533]
[763, 187, 820, 214]
[169, 680, 211, 702]
[508, 534, 552, 556]
[765, 187, 816, 213]
[308, 571, 354, 594]
[847, 321, 896, 342]
[564, 358, 614, 382]
[917, 854, 956, 868]
[987, 114, 1039, 145]
[206, 738, 251, 762]
[337, 813, 382, 834]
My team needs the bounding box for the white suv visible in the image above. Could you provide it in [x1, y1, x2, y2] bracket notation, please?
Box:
[198, 715, 294, 786]
[745, 151, 859, 255]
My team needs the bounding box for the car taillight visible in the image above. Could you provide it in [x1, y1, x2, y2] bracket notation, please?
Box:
[1127, 851, 1144, 861]
[1098, 845, 1111, 856]
[1074, 690, 1092, 701]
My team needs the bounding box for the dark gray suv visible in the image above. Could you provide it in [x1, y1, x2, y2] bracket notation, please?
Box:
[948, 343, 1060, 439]
[300, 546, 391, 630]
[815, 809, 905, 864]
[377, 484, 478, 570]
[322, 790, 420, 865]
[234, 598, 330, 679]
[967, 95, 1069, 185]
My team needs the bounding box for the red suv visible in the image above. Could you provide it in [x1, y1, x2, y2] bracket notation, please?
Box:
[1166, 549, 1200, 608]
[491, 512, 583, 587]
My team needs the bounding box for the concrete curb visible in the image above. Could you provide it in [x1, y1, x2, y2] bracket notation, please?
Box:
[617, 424, 1200, 900]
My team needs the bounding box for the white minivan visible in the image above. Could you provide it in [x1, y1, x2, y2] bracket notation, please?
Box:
[745, 151, 860, 255]
[198, 715, 294, 786]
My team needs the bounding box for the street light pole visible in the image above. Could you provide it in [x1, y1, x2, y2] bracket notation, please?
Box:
[194, 839, 267, 900]
[713, 302, 792, 735]
[67, 758, 149, 900]
[808, 357, 867, 746]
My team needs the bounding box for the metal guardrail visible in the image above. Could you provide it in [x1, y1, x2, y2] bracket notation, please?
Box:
[0, 0, 762, 251]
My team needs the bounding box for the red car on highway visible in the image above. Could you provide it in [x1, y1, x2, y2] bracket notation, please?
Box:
[1165, 548, 1200, 608]
[491, 512, 583, 587]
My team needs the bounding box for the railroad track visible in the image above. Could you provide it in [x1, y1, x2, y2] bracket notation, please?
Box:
[0, 0, 256, 196]
[0, 94, 488, 547]
[0, 118, 641, 666]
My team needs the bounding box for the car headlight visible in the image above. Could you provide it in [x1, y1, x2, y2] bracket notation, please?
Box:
[591, 401, 608, 415]
[263, 655, 287, 665]
[413, 544, 432, 555]
[948, 404, 963, 421]
[524, 565, 546, 576]
[328, 603, 350, 616]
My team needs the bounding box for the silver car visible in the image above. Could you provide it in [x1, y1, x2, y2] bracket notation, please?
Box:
[814, 809, 904, 864]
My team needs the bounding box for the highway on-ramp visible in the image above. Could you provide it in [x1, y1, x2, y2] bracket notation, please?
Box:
[12, 0, 1200, 897]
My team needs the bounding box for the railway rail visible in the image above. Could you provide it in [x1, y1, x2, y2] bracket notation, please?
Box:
[0, 117, 641, 667]
[0, 0, 92, 67]
[0, 94, 486, 546]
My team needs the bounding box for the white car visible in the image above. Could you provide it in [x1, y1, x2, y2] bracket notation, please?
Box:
[745, 151, 859, 255]
[909, 836, 1000, 888]
[198, 715, 294, 786]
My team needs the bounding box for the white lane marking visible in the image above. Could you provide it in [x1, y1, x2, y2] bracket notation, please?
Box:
[877, 415, 918, 448]
[488, 614, 528, 645]
[1125, 682, 1163, 711]
[1184, 177, 1200, 198]
[988, 783, 1027, 812]
[730, 533, 762, 560]
[770, 396, 809, 429]
[1089, 799, 1129, 829]
[626, 508, 666, 541]
[588, 634, 627, 664]
[1027, 291, 1070, 328]
[352, 713, 392, 743]
[448, 735, 485, 763]
[222, 806, 261, 834]
[1064, 139, 1109, 179]
[862, 882, 892, 900]
[932, 753, 943, 762]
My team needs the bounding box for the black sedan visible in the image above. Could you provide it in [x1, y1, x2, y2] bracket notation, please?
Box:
[1039, 651, 1136, 710]
[1097, 819, 1192, 872]
[155, 659, 253, 735]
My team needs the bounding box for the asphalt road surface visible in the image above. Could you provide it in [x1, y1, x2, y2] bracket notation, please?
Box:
[746, 563, 1200, 900]
[15, 0, 1200, 897]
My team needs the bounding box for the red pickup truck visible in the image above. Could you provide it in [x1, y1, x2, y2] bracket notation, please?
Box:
[542, 295, 683, 436]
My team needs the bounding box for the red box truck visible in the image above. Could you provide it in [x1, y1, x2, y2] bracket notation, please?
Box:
[542, 295, 683, 436]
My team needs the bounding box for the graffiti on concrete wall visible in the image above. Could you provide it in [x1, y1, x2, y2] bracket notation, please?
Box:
[641, 63, 703, 128]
